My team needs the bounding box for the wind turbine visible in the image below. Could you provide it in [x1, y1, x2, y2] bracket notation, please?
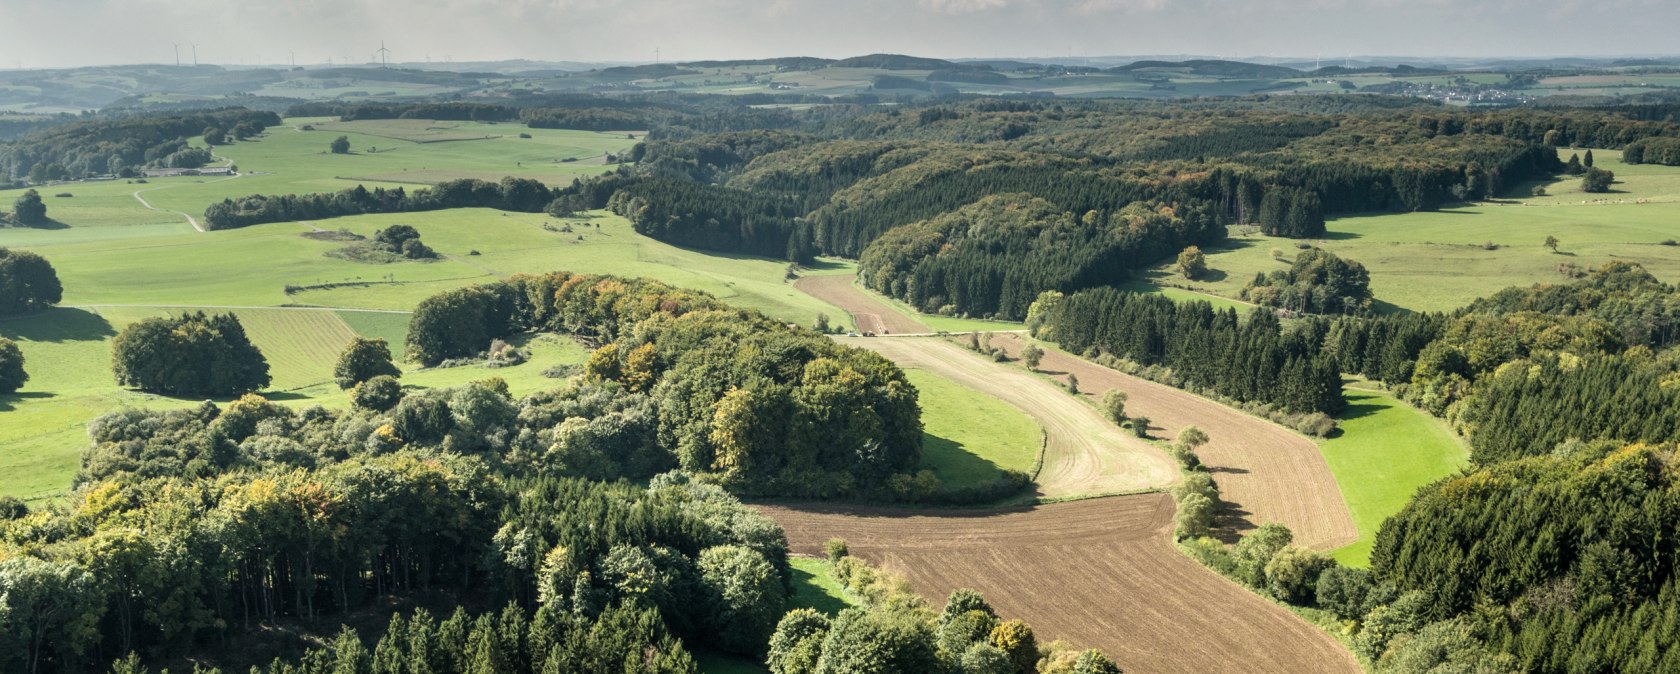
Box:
[374, 41, 391, 68]
[173, 43, 180, 67]
[191, 43, 198, 66]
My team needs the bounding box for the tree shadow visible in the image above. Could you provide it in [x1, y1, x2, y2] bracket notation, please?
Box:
[920, 432, 1007, 488]
[8, 217, 70, 230]
[0, 390, 54, 412]
[0, 307, 116, 343]
[788, 561, 851, 615]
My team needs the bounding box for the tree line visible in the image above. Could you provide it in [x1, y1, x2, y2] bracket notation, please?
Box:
[202, 177, 560, 230]
[1026, 288, 1344, 415]
[0, 108, 277, 181]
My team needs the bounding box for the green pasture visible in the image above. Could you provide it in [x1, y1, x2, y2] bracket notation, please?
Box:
[1320, 388, 1468, 567]
[905, 369, 1041, 490]
[1157, 149, 1680, 312]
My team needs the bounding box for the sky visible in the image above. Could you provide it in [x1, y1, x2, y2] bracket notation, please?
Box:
[3, 0, 1678, 69]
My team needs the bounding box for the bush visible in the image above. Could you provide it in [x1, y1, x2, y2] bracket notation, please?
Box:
[1316, 565, 1375, 620]
[0, 248, 63, 316]
[0, 337, 26, 394]
[334, 337, 401, 389]
[1101, 389, 1127, 425]
[699, 545, 787, 656]
[111, 312, 271, 396]
[330, 135, 351, 154]
[1581, 167, 1614, 193]
[1129, 416, 1151, 438]
[11, 189, 47, 225]
[824, 538, 849, 563]
[767, 609, 830, 674]
[1264, 546, 1334, 604]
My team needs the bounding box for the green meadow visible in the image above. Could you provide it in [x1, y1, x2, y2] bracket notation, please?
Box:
[0, 118, 862, 503]
[904, 368, 1042, 490]
[1151, 149, 1680, 313]
[1321, 388, 1469, 567]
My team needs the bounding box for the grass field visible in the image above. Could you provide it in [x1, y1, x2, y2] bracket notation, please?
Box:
[1320, 388, 1469, 567]
[903, 368, 1042, 489]
[0, 118, 899, 505]
[1151, 149, 1680, 313]
[0, 304, 591, 502]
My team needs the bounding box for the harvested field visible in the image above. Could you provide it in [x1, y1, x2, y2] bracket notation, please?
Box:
[758, 495, 1360, 673]
[794, 274, 928, 335]
[989, 333, 1357, 550]
[849, 336, 1176, 498]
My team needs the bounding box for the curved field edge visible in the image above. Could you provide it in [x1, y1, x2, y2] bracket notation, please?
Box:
[1322, 387, 1469, 567]
[756, 496, 1361, 673]
[903, 368, 1043, 490]
[986, 333, 1358, 550]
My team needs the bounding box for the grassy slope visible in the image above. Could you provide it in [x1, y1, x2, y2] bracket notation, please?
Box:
[904, 368, 1042, 489]
[1321, 388, 1468, 567]
[1144, 149, 1680, 313]
[0, 119, 856, 503]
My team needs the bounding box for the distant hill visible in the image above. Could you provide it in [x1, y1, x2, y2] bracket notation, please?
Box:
[835, 54, 961, 70]
[682, 57, 834, 71]
[1114, 59, 1304, 79]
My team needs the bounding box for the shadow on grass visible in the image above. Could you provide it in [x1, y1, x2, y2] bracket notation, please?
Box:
[0, 307, 116, 343]
[2, 217, 70, 230]
[789, 564, 851, 616]
[0, 391, 55, 412]
[921, 432, 1005, 488]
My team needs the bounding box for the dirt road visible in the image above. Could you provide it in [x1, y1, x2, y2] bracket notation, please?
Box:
[989, 333, 1357, 550]
[848, 336, 1177, 498]
[794, 274, 928, 335]
[759, 496, 1361, 673]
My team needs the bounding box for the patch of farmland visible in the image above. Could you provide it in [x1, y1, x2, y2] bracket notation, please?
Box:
[758, 495, 1360, 673]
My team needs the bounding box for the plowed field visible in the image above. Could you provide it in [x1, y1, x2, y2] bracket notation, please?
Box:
[758, 496, 1360, 673]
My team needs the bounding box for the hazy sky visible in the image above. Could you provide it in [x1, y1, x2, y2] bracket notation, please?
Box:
[4, 0, 1678, 68]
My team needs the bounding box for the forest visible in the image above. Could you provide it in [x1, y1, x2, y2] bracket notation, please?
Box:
[402, 271, 926, 499]
[0, 109, 280, 180]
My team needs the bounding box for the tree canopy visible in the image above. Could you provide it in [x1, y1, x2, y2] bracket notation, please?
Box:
[110, 312, 271, 397]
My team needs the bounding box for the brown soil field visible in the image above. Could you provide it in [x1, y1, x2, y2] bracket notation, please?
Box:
[849, 336, 1177, 498]
[794, 274, 929, 335]
[758, 495, 1361, 673]
[988, 333, 1357, 550]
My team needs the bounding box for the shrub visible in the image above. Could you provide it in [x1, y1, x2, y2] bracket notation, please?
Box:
[1265, 546, 1334, 604]
[330, 135, 351, 153]
[824, 538, 849, 563]
[767, 609, 830, 674]
[11, 189, 47, 225]
[1316, 566, 1375, 620]
[0, 248, 63, 316]
[1129, 416, 1151, 438]
[351, 375, 404, 411]
[0, 337, 26, 394]
[987, 619, 1038, 674]
[111, 312, 270, 396]
[1581, 167, 1614, 193]
[1021, 344, 1043, 370]
[334, 337, 401, 389]
[699, 545, 787, 656]
[1101, 389, 1127, 425]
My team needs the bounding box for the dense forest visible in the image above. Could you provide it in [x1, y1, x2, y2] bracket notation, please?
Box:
[1026, 288, 1344, 416]
[0, 108, 279, 180]
[402, 271, 938, 500]
[858, 194, 1221, 320]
